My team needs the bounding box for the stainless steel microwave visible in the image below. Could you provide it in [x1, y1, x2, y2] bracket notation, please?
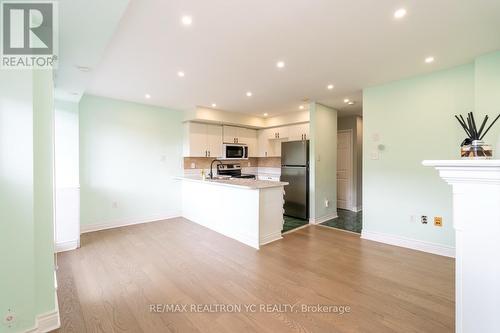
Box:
[222, 144, 248, 160]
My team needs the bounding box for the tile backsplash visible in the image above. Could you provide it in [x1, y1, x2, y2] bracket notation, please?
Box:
[183, 157, 281, 169]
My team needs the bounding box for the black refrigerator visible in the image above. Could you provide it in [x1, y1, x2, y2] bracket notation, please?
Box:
[281, 140, 309, 219]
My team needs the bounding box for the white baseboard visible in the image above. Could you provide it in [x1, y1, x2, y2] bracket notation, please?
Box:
[260, 231, 283, 246]
[25, 293, 60, 333]
[55, 239, 79, 253]
[81, 214, 181, 234]
[309, 212, 338, 225]
[361, 230, 455, 258]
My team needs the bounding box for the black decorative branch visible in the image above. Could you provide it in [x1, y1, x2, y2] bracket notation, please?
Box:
[455, 112, 500, 141]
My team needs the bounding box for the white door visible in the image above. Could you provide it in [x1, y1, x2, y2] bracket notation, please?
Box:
[337, 130, 353, 210]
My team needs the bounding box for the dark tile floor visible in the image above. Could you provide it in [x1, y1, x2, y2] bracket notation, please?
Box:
[321, 209, 362, 233]
[282, 215, 308, 233]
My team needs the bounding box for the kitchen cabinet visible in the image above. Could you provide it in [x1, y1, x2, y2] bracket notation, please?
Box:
[258, 128, 277, 157]
[267, 126, 289, 140]
[223, 125, 249, 144]
[239, 128, 258, 157]
[223, 126, 258, 157]
[288, 123, 309, 141]
[223, 126, 240, 143]
[183, 122, 222, 157]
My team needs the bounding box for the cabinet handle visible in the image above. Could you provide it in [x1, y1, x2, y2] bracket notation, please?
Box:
[205, 150, 207, 157]
[208, 150, 210, 157]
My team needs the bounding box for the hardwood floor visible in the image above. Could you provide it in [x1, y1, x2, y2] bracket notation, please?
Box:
[55, 218, 454, 333]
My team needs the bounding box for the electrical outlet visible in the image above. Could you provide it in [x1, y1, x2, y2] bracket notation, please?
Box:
[421, 215, 428, 224]
[434, 216, 443, 227]
[112, 201, 118, 208]
[324, 199, 329, 207]
[410, 215, 416, 223]
[190, 162, 196, 169]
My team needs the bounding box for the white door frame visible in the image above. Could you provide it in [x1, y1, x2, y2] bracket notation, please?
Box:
[337, 129, 354, 211]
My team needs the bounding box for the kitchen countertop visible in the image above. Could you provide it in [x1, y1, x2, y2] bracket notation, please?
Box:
[175, 176, 288, 189]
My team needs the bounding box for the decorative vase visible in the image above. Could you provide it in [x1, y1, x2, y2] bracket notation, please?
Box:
[461, 140, 493, 159]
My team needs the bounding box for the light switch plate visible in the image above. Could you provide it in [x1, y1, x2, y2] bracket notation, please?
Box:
[371, 151, 379, 160]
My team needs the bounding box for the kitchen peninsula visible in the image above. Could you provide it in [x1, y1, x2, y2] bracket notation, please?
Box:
[176, 176, 288, 249]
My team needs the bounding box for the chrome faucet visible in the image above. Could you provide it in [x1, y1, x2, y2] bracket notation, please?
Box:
[209, 159, 223, 179]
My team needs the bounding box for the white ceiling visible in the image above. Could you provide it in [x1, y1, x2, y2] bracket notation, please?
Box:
[55, 0, 130, 102]
[76, 0, 500, 117]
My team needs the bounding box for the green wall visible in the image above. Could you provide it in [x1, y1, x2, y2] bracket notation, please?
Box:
[79, 95, 184, 227]
[309, 103, 338, 221]
[0, 69, 55, 332]
[363, 50, 500, 247]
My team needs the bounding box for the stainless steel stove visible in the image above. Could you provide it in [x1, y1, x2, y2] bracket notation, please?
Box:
[217, 164, 256, 179]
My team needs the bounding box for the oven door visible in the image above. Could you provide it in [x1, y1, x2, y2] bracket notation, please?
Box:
[223, 144, 248, 159]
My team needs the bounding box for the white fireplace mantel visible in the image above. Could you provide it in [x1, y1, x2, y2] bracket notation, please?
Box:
[423, 159, 500, 333]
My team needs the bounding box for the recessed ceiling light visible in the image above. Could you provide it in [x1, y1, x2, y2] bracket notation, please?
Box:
[394, 8, 407, 19]
[299, 105, 305, 110]
[327, 84, 334, 90]
[181, 16, 192, 26]
[246, 91, 253, 97]
[76, 65, 91, 72]
[344, 98, 350, 103]
[177, 71, 185, 77]
[425, 56, 435, 63]
[145, 94, 151, 99]
[263, 113, 268, 117]
[211, 103, 217, 108]
[276, 61, 285, 69]
[347, 101, 355, 105]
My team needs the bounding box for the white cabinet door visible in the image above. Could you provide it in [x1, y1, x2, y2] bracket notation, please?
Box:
[288, 123, 309, 141]
[276, 126, 289, 140]
[239, 128, 258, 157]
[206, 124, 223, 158]
[267, 126, 290, 140]
[302, 123, 310, 140]
[223, 126, 239, 143]
[187, 122, 208, 157]
[258, 128, 275, 157]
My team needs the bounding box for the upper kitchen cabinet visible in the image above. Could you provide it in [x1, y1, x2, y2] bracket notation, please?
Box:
[183, 122, 223, 157]
[267, 126, 289, 140]
[257, 128, 277, 157]
[238, 128, 258, 157]
[223, 125, 250, 144]
[288, 123, 310, 141]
